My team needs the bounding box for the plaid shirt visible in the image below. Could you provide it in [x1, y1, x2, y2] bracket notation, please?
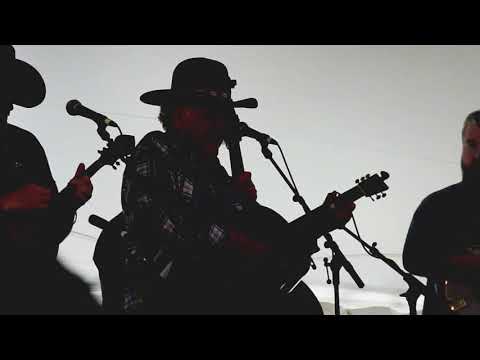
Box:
[121, 131, 246, 312]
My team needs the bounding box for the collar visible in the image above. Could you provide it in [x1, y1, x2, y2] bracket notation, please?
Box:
[165, 131, 222, 172]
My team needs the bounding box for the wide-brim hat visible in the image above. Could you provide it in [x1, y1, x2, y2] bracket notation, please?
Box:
[140, 57, 249, 109]
[0, 45, 46, 108]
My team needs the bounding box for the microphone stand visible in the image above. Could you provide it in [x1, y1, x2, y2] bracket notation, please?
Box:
[259, 145, 310, 214]
[342, 226, 428, 315]
[323, 233, 365, 315]
[97, 125, 113, 143]
[252, 139, 365, 315]
[95, 123, 131, 169]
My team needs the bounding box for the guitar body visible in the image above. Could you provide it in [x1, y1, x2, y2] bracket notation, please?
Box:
[2, 212, 47, 250]
[430, 247, 480, 315]
[92, 204, 324, 314]
[93, 213, 125, 313]
[223, 202, 322, 314]
[434, 279, 480, 315]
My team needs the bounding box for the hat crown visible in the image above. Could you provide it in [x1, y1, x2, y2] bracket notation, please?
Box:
[171, 57, 234, 91]
[0, 45, 16, 65]
[139, 57, 241, 107]
[0, 45, 46, 108]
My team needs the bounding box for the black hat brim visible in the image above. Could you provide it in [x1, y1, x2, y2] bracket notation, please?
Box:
[140, 89, 173, 106]
[6, 58, 46, 108]
[140, 89, 246, 108]
[140, 89, 231, 107]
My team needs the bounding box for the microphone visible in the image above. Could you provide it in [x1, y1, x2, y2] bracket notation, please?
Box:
[88, 214, 110, 230]
[66, 100, 118, 128]
[238, 122, 278, 146]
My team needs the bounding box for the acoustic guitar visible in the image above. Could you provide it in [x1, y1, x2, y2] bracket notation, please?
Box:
[433, 247, 480, 315]
[223, 110, 390, 311]
[225, 171, 391, 296]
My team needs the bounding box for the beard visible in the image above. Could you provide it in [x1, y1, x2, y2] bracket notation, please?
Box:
[461, 159, 480, 188]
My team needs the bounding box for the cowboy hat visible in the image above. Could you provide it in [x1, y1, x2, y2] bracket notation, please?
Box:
[0, 45, 46, 108]
[140, 57, 244, 108]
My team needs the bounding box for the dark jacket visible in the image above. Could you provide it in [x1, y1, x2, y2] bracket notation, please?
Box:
[0, 124, 100, 314]
[403, 181, 480, 314]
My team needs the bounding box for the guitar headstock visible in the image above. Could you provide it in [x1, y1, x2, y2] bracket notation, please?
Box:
[97, 134, 135, 170]
[355, 171, 390, 201]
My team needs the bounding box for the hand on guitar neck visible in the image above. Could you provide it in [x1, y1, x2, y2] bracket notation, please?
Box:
[0, 163, 93, 214]
[66, 163, 93, 210]
[322, 191, 356, 228]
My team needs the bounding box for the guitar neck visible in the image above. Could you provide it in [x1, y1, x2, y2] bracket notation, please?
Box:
[85, 158, 105, 178]
[288, 184, 367, 242]
[58, 158, 106, 199]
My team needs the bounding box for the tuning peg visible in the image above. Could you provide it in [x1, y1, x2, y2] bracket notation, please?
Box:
[382, 193, 387, 198]
[115, 161, 121, 166]
[111, 164, 117, 170]
[361, 176, 366, 181]
[366, 174, 371, 178]
[376, 194, 381, 200]
[355, 179, 360, 184]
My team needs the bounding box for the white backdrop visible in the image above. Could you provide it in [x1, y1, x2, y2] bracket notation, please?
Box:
[11, 45, 477, 314]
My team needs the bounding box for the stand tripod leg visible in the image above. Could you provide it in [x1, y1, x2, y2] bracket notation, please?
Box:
[334, 282, 340, 316]
[407, 296, 417, 315]
[331, 258, 341, 316]
[401, 290, 419, 315]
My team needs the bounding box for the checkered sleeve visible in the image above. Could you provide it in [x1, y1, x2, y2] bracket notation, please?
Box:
[120, 134, 175, 310]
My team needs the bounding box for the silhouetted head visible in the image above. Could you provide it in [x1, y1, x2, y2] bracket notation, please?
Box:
[140, 58, 240, 158]
[0, 45, 46, 129]
[461, 110, 480, 186]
